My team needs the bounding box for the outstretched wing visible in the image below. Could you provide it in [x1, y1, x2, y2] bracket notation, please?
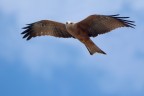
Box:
[76, 14, 135, 37]
[21, 20, 73, 40]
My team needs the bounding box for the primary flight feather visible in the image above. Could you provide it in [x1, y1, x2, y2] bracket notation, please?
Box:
[21, 14, 135, 55]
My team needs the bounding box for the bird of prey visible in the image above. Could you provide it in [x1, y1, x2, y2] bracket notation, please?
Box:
[21, 14, 135, 55]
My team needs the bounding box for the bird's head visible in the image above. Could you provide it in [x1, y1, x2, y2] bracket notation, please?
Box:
[66, 21, 74, 25]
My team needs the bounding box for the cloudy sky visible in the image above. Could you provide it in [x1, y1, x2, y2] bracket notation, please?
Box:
[0, 0, 144, 96]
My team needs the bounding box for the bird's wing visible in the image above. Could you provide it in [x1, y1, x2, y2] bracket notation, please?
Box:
[76, 14, 135, 37]
[21, 20, 73, 40]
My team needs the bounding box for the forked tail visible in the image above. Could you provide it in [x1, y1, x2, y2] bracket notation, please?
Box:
[84, 39, 106, 55]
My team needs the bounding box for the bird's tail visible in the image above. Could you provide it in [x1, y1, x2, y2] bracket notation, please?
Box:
[84, 39, 106, 55]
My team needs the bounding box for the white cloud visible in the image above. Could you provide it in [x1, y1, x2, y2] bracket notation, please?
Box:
[0, 0, 125, 23]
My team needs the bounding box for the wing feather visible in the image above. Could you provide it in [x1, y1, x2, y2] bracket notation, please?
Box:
[76, 14, 135, 37]
[21, 20, 73, 40]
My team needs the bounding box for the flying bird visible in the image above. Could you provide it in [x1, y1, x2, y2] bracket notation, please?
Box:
[21, 14, 135, 55]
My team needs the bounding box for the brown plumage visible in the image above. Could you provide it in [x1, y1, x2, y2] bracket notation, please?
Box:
[21, 14, 135, 55]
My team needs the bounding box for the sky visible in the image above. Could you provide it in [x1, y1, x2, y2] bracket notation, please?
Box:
[0, 0, 144, 96]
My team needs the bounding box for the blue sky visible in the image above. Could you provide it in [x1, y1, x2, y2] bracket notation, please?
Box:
[0, 0, 144, 96]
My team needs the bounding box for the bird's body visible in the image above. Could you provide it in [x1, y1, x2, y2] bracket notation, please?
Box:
[21, 14, 135, 55]
[65, 22, 106, 54]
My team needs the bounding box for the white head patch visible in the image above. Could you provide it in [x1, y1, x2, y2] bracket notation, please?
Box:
[66, 21, 74, 24]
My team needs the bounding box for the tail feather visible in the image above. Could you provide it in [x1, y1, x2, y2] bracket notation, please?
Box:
[85, 40, 106, 55]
